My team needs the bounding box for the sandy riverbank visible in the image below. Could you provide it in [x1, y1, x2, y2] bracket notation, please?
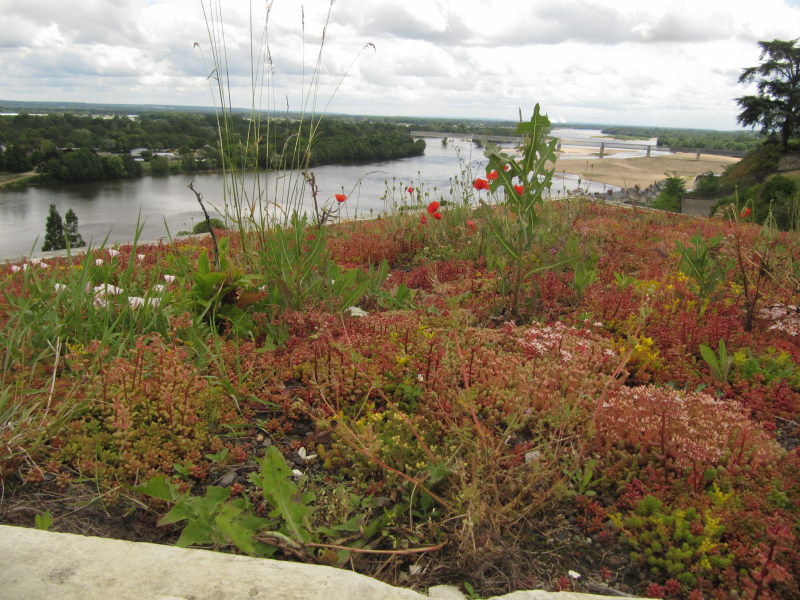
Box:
[554, 152, 741, 189]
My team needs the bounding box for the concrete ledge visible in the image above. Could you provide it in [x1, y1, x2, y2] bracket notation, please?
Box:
[0, 525, 650, 600]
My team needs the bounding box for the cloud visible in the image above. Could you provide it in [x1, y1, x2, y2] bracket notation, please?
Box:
[0, 0, 798, 130]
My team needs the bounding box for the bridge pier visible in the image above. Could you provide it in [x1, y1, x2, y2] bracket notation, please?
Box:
[599, 143, 605, 159]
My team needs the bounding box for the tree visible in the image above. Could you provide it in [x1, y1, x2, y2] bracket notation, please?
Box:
[737, 39, 800, 150]
[64, 209, 86, 248]
[42, 205, 66, 251]
[651, 173, 686, 213]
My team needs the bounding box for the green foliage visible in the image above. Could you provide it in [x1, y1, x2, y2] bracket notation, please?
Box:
[736, 38, 800, 149]
[148, 155, 170, 175]
[651, 173, 686, 212]
[733, 347, 800, 389]
[675, 234, 729, 305]
[42, 204, 66, 252]
[753, 175, 799, 230]
[699, 339, 733, 383]
[254, 214, 388, 313]
[250, 446, 315, 544]
[692, 173, 722, 197]
[569, 244, 598, 298]
[0, 111, 426, 184]
[610, 495, 734, 593]
[137, 475, 275, 555]
[600, 125, 762, 153]
[138, 446, 387, 562]
[191, 218, 226, 234]
[34, 510, 53, 531]
[42, 205, 84, 251]
[64, 209, 85, 248]
[480, 104, 560, 315]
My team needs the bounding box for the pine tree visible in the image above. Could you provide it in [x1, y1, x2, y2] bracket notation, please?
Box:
[42, 204, 66, 251]
[64, 209, 85, 248]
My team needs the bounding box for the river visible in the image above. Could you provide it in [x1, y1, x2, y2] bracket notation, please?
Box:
[0, 134, 623, 260]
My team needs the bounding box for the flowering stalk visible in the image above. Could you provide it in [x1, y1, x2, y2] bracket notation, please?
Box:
[479, 104, 558, 316]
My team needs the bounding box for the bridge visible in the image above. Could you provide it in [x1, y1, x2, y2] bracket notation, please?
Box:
[411, 131, 656, 157]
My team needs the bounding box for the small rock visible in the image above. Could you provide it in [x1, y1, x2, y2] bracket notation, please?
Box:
[218, 471, 237, 486]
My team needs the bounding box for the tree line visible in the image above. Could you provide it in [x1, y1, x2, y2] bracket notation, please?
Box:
[599, 125, 763, 152]
[0, 113, 425, 182]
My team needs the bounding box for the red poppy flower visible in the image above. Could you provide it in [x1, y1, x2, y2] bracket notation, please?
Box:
[419, 214, 427, 225]
[503, 164, 511, 172]
[740, 207, 751, 218]
[466, 219, 477, 233]
[513, 184, 524, 195]
[335, 193, 347, 203]
[407, 186, 414, 194]
[433, 212, 442, 220]
[473, 178, 489, 190]
[487, 170, 499, 181]
[427, 201, 440, 214]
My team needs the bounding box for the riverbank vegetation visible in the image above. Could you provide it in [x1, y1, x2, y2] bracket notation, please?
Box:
[0, 112, 424, 184]
[2, 107, 799, 600]
[599, 125, 763, 153]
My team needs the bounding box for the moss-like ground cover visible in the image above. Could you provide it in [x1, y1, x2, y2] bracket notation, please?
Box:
[1, 193, 799, 599]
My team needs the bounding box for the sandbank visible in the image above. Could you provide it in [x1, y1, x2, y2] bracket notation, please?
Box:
[554, 152, 741, 189]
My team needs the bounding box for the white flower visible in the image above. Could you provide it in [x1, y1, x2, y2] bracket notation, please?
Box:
[346, 306, 368, 317]
[128, 296, 145, 309]
[29, 258, 42, 266]
[93, 297, 108, 308]
[54, 283, 67, 293]
[568, 570, 581, 580]
[291, 469, 304, 478]
[417, 373, 424, 382]
[10, 265, 21, 273]
[146, 297, 161, 308]
[163, 274, 176, 284]
[298, 447, 317, 463]
[95, 259, 104, 266]
[151, 284, 166, 293]
[94, 284, 124, 297]
[108, 249, 119, 257]
[136, 254, 145, 261]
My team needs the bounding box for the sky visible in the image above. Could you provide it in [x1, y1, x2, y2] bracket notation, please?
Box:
[1, 0, 799, 130]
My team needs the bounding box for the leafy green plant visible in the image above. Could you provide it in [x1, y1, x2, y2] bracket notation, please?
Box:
[570, 252, 599, 299]
[676, 234, 729, 309]
[651, 172, 686, 213]
[563, 458, 603, 498]
[699, 339, 733, 383]
[138, 445, 394, 563]
[34, 510, 53, 531]
[733, 347, 800, 389]
[479, 104, 570, 316]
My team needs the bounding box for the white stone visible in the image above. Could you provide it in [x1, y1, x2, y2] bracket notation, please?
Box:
[428, 585, 467, 599]
[0, 525, 651, 600]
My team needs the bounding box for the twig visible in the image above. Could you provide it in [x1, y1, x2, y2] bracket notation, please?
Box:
[306, 541, 446, 555]
[188, 181, 220, 268]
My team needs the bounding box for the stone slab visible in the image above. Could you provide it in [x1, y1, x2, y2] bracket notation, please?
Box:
[0, 525, 651, 600]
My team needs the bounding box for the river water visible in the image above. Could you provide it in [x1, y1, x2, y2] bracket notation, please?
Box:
[0, 134, 626, 260]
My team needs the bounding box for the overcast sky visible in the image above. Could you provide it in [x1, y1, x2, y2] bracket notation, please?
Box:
[1, 0, 799, 130]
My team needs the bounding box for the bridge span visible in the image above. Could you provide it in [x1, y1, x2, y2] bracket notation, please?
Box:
[411, 131, 656, 157]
